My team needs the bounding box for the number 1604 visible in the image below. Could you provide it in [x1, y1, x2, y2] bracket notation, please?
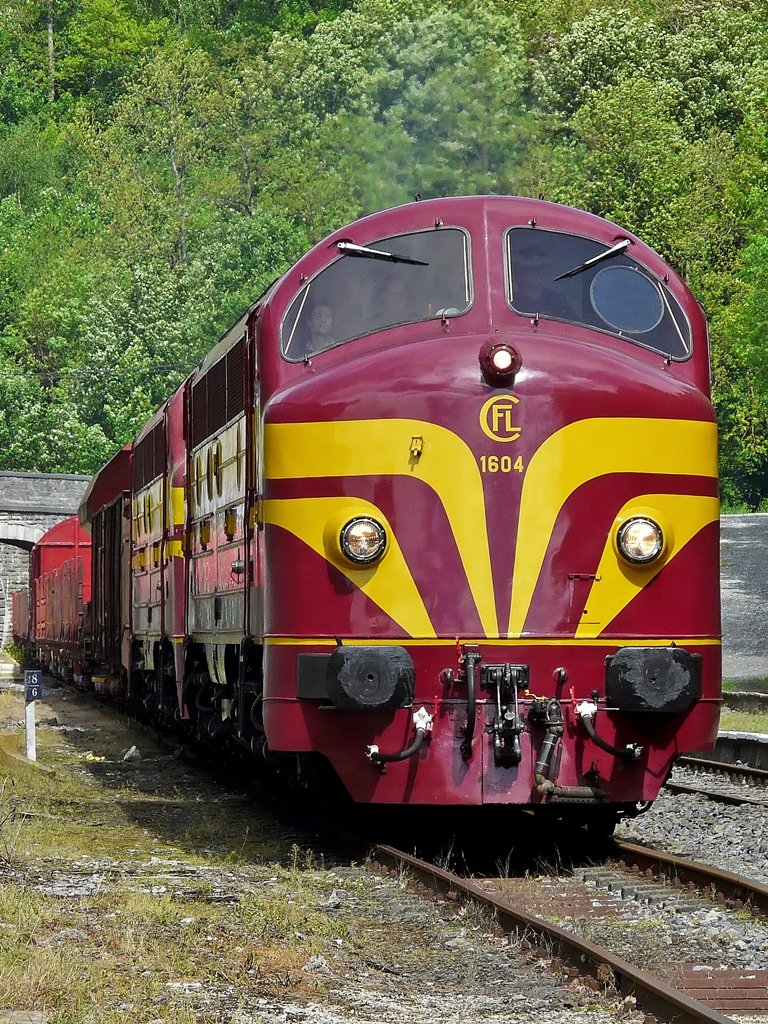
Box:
[479, 455, 524, 474]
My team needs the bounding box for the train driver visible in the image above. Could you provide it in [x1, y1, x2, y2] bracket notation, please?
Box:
[307, 303, 335, 352]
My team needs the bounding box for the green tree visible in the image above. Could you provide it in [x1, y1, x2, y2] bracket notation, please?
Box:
[534, 2, 768, 137]
[83, 40, 225, 265]
[711, 249, 768, 510]
[267, 1, 533, 209]
[0, 359, 113, 473]
[62, 208, 307, 449]
[212, 50, 354, 237]
[57, 0, 162, 100]
[345, 4, 531, 205]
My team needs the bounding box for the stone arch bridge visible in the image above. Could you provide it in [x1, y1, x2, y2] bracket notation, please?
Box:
[0, 471, 90, 649]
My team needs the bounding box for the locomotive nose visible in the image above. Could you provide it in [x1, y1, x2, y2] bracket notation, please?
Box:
[478, 339, 522, 386]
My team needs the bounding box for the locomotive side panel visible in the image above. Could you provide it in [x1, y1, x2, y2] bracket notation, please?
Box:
[91, 493, 131, 671]
[162, 385, 188, 705]
[131, 417, 165, 642]
[188, 333, 248, 645]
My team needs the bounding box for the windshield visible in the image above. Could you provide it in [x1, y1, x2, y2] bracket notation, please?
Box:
[507, 228, 691, 359]
[281, 228, 471, 360]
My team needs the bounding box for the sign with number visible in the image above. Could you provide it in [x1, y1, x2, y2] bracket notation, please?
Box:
[24, 670, 43, 702]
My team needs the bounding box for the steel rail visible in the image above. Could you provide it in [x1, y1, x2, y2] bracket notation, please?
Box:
[370, 842, 735, 1024]
[614, 840, 768, 917]
[665, 779, 768, 807]
[677, 755, 768, 783]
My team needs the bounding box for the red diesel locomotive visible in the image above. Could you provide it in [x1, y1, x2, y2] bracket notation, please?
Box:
[14, 196, 720, 829]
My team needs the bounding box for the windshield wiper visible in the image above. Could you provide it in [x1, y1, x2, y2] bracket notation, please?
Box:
[553, 238, 631, 280]
[337, 241, 428, 266]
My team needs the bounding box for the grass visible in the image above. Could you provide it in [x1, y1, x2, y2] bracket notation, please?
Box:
[0, 691, 359, 1022]
[0, 644, 21, 668]
[0, 808, 330, 1019]
[719, 709, 768, 734]
[722, 679, 755, 692]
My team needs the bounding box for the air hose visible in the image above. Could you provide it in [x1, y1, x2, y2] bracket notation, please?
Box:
[366, 707, 433, 765]
[533, 698, 564, 795]
[460, 650, 481, 762]
[575, 701, 642, 760]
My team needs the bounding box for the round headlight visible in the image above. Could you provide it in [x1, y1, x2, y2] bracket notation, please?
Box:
[339, 517, 387, 564]
[617, 517, 663, 564]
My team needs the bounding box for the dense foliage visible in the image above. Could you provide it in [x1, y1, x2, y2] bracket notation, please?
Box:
[1, 0, 767, 506]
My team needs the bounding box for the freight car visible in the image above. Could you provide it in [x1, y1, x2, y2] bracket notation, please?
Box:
[12, 515, 91, 680]
[13, 196, 721, 833]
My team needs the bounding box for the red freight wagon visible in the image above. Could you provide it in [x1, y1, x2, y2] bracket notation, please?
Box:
[11, 589, 29, 648]
[15, 516, 93, 678]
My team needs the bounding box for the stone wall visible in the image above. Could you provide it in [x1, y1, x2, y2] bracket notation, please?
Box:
[0, 541, 32, 649]
[0, 471, 91, 512]
[720, 514, 768, 686]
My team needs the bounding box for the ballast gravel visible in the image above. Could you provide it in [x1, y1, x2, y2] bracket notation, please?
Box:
[616, 763, 768, 884]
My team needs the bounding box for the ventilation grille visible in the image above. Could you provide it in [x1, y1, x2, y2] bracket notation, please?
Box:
[190, 337, 246, 448]
[132, 422, 165, 489]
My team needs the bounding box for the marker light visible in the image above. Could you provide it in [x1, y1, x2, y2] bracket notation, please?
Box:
[339, 517, 387, 564]
[617, 517, 664, 564]
[479, 340, 521, 385]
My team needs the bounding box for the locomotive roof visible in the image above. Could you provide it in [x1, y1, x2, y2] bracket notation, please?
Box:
[329, 197, 666, 274]
[194, 301, 259, 380]
[304, 195, 645, 251]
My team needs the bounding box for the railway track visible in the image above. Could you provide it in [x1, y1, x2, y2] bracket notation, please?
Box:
[677, 756, 768, 786]
[666, 756, 768, 807]
[83, 697, 768, 1021]
[614, 839, 768, 920]
[368, 838, 768, 1024]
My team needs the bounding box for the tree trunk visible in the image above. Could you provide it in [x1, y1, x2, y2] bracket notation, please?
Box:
[170, 146, 188, 264]
[47, 0, 55, 103]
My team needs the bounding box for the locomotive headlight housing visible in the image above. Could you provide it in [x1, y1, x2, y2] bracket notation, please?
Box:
[323, 505, 391, 569]
[617, 516, 664, 564]
[479, 339, 522, 386]
[339, 517, 387, 564]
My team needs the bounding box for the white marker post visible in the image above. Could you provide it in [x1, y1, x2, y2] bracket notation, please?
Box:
[24, 670, 43, 762]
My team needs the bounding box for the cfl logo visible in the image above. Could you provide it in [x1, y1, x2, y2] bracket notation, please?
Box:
[480, 395, 522, 442]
